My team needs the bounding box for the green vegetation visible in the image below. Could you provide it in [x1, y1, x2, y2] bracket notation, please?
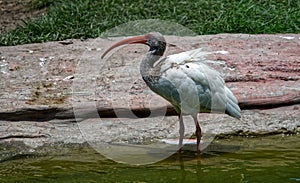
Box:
[1, 0, 299, 46]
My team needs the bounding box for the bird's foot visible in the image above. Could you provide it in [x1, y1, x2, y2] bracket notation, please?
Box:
[196, 149, 201, 159]
[177, 147, 183, 155]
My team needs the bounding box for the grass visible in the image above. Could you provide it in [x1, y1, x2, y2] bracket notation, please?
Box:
[1, 0, 300, 46]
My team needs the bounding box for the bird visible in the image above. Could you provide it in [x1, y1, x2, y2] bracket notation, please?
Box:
[101, 32, 241, 154]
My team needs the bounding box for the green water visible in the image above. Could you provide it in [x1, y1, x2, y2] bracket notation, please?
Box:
[0, 135, 299, 183]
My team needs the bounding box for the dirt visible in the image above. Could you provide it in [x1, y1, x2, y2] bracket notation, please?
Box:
[0, 0, 47, 34]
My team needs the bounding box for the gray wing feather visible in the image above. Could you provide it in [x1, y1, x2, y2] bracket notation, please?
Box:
[151, 53, 241, 118]
[183, 62, 241, 118]
[225, 87, 241, 119]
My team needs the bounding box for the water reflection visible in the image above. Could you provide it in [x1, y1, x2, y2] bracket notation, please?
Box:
[0, 135, 299, 182]
[177, 154, 202, 183]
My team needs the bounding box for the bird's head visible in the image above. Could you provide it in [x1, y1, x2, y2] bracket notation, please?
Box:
[101, 32, 166, 59]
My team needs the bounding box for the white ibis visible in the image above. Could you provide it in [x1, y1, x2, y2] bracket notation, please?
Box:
[101, 32, 241, 153]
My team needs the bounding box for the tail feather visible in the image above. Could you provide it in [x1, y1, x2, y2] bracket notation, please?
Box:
[225, 87, 241, 119]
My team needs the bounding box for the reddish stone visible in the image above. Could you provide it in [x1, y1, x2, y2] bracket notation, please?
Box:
[0, 34, 299, 120]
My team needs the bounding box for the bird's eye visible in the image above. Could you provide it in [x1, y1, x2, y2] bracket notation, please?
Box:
[186, 65, 190, 68]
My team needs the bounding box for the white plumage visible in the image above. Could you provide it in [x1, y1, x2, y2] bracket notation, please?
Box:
[101, 32, 241, 153]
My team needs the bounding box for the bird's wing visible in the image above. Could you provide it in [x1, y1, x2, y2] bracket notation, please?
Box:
[156, 51, 240, 118]
[163, 61, 226, 114]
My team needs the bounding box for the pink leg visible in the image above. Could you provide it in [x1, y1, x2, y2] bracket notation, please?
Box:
[193, 116, 201, 154]
[178, 114, 184, 152]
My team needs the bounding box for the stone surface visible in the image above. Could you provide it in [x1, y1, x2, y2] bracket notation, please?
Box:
[0, 34, 299, 149]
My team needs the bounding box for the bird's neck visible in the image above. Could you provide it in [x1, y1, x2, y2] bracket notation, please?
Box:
[139, 51, 161, 78]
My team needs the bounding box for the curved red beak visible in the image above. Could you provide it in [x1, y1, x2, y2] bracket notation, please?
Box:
[101, 35, 148, 59]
